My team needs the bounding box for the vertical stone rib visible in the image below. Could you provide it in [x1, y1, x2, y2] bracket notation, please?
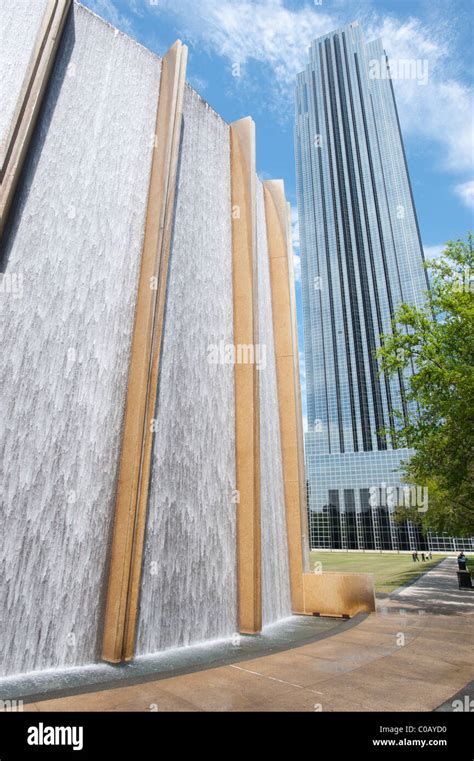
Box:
[263, 180, 309, 613]
[0, 0, 72, 238]
[102, 40, 188, 663]
[230, 117, 262, 634]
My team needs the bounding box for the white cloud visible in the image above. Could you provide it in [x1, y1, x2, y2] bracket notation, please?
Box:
[150, 0, 472, 198]
[85, 0, 135, 32]
[188, 74, 208, 93]
[423, 244, 444, 261]
[291, 204, 300, 249]
[453, 180, 474, 210]
[155, 0, 341, 109]
[299, 349, 306, 382]
[366, 16, 474, 177]
[290, 204, 301, 281]
[293, 253, 301, 282]
[83, 1, 472, 211]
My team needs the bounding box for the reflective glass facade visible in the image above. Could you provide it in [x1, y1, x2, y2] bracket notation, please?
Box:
[295, 23, 431, 550]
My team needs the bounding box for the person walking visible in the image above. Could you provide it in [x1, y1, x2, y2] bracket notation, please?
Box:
[421, 552, 426, 562]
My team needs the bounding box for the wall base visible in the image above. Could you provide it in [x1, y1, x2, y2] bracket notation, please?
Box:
[302, 572, 376, 617]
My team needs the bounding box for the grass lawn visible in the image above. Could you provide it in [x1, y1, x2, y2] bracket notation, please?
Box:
[309, 551, 446, 594]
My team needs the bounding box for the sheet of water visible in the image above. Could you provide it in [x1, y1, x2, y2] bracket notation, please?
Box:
[0, 0, 49, 155]
[0, 5, 160, 677]
[136, 87, 237, 654]
[257, 181, 292, 626]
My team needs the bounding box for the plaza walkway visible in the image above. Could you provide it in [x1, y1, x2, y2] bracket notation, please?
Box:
[25, 558, 473, 712]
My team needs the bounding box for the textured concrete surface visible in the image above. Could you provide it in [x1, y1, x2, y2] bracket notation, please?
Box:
[21, 558, 474, 711]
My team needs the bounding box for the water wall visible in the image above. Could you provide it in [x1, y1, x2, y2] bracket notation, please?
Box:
[136, 87, 237, 654]
[0, 0, 49, 154]
[0, 3, 161, 677]
[257, 182, 292, 626]
[0, 1, 304, 683]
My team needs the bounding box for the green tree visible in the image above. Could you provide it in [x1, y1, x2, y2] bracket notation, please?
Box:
[377, 234, 474, 536]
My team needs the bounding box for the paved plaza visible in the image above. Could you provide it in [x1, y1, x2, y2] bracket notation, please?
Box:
[23, 559, 473, 712]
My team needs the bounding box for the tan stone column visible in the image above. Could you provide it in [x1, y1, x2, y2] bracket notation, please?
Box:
[230, 118, 262, 634]
[263, 180, 309, 614]
[0, 0, 72, 238]
[102, 41, 188, 663]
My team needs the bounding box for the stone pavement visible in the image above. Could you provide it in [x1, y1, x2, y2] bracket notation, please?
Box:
[24, 558, 474, 712]
[385, 556, 474, 615]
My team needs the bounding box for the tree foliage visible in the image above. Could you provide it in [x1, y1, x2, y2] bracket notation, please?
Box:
[377, 234, 474, 536]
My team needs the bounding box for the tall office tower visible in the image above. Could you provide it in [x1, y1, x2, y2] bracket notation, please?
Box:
[295, 22, 430, 551]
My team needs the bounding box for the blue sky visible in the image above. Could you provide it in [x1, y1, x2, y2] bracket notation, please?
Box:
[82, 0, 473, 424]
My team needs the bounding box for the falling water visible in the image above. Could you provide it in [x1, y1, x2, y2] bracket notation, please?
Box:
[0, 0, 49, 152]
[257, 181, 292, 627]
[136, 86, 237, 654]
[1, 2, 293, 681]
[0, 5, 161, 678]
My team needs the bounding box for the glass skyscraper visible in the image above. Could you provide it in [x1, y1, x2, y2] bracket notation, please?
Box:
[295, 22, 434, 551]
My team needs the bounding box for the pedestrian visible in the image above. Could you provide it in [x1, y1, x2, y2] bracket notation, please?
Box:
[429, 551, 432, 560]
[415, 550, 420, 562]
[457, 552, 467, 571]
[412, 550, 416, 562]
[421, 552, 425, 562]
